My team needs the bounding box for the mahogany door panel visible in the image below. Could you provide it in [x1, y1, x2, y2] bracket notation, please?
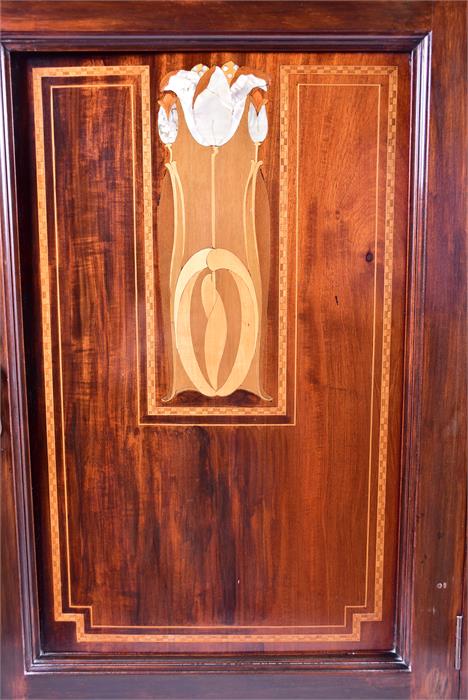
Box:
[16, 52, 409, 656]
[1, 2, 466, 699]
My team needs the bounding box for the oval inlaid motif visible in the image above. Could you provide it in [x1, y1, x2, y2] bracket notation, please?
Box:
[173, 248, 259, 397]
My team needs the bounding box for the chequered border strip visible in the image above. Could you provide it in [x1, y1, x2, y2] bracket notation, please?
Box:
[359, 67, 398, 623]
[140, 70, 157, 414]
[287, 65, 398, 76]
[71, 615, 362, 643]
[33, 68, 64, 621]
[33, 64, 397, 643]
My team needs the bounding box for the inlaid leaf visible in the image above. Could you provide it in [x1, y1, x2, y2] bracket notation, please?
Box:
[204, 285, 227, 391]
[201, 273, 217, 318]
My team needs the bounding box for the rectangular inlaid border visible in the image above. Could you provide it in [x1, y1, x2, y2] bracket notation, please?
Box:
[32, 63, 397, 643]
[144, 105, 290, 421]
[32, 65, 150, 624]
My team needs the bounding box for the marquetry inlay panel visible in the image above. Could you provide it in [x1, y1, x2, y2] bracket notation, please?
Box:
[155, 63, 274, 411]
[33, 60, 400, 648]
[145, 63, 293, 424]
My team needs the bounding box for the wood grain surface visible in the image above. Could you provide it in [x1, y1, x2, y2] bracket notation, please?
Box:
[1, 2, 466, 699]
[22, 53, 408, 655]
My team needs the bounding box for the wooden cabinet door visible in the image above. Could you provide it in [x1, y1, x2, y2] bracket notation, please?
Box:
[1, 3, 466, 699]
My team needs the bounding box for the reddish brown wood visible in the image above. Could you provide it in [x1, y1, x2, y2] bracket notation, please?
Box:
[18, 51, 407, 657]
[0, 273, 26, 700]
[1, 2, 466, 699]
[1, 1, 432, 36]
[1, 43, 38, 700]
[410, 3, 467, 698]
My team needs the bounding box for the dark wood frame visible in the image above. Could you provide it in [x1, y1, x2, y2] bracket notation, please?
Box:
[1, 2, 466, 698]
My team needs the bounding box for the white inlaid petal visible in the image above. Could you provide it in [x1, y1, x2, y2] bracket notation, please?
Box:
[162, 70, 209, 146]
[226, 74, 267, 143]
[248, 103, 268, 143]
[192, 67, 234, 146]
[230, 74, 267, 104]
[157, 105, 179, 144]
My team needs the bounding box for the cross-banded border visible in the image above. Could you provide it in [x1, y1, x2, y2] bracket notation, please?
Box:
[33, 63, 397, 643]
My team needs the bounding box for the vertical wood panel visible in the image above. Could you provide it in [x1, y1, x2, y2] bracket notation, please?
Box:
[1, 3, 465, 697]
[411, 2, 467, 697]
[53, 83, 139, 619]
[28, 56, 407, 654]
[296, 79, 380, 623]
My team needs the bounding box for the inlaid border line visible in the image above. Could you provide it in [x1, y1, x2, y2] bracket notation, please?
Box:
[33, 64, 397, 643]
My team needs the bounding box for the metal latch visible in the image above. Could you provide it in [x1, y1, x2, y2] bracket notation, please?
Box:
[455, 614, 463, 671]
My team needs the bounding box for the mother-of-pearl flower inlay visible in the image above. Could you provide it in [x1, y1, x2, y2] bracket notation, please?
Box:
[158, 61, 268, 146]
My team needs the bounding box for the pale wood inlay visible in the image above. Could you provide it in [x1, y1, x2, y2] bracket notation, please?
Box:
[33, 63, 398, 643]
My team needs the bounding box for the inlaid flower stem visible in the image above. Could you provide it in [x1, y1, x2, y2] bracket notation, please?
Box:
[211, 145, 219, 287]
[211, 145, 219, 248]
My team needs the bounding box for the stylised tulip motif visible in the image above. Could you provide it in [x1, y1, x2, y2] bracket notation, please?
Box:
[157, 62, 271, 402]
[158, 61, 269, 146]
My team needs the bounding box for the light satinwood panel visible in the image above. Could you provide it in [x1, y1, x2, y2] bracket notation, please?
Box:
[25, 52, 409, 655]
